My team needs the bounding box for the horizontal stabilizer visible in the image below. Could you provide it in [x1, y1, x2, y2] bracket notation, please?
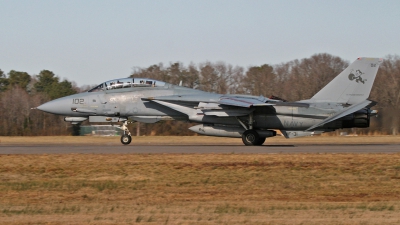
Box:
[306, 100, 372, 131]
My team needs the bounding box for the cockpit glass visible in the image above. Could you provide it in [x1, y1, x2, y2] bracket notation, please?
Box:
[131, 79, 165, 87]
[105, 78, 134, 90]
[88, 78, 166, 92]
[88, 83, 104, 92]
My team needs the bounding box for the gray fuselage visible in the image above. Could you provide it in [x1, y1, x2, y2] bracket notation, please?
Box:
[39, 83, 352, 132]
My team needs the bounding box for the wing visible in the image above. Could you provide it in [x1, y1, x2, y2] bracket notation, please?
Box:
[143, 95, 309, 117]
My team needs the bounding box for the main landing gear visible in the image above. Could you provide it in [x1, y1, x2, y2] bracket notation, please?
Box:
[120, 120, 132, 145]
[237, 114, 266, 146]
[241, 130, 266, 146]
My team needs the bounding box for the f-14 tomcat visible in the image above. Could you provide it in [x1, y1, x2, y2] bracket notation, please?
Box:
[36, 57, 382, 145]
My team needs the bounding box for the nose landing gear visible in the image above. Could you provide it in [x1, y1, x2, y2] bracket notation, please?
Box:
[121, 133, 132, 145]
[120, 120, 132, 145]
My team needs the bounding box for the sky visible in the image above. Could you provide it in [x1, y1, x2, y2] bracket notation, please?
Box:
[1, 0, 399, 86]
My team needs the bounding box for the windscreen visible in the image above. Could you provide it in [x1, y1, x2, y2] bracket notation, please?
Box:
[88, 78, 166, 92]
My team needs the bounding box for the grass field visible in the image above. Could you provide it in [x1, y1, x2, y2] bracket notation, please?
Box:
[1, 136, 400, 224]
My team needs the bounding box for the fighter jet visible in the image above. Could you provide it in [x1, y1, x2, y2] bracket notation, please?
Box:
[36, 57, 382, 145]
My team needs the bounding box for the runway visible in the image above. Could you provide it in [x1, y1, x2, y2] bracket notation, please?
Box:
[1, 144, 400, 154]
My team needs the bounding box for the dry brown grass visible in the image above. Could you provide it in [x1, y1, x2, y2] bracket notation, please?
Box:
[1, 153, 400, 224]
[2, 135, 400, 145]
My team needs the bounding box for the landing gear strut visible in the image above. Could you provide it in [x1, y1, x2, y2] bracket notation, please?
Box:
[237, 113, 265, 146]
[120, 120, 132, 145]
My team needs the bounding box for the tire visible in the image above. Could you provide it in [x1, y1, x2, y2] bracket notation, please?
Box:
[120, 134, 132, 145]
[242, 130, 260, 146]
[254, 137, 266, 146]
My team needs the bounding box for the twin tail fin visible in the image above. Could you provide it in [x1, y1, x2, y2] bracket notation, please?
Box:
[311, 57, 382, 104]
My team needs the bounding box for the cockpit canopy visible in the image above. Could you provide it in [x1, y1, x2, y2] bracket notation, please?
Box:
[88, 78, 166, 92]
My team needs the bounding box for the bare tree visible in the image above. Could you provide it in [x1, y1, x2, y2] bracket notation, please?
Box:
[370, 55, 400, 135]
[274, 53, 348, 101]
[131, 63, 169, 81]
[199, 62, 219, 92]
[242, 64, 277, 97]
[227, 65, 245, 95]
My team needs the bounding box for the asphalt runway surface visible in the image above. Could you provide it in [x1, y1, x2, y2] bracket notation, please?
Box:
[1, 144, 400, 154]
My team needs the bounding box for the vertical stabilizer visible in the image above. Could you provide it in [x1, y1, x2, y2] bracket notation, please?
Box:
[311, 57, 382, 104]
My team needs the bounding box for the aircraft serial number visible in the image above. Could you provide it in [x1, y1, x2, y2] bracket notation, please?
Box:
[72, 99, 84, 104]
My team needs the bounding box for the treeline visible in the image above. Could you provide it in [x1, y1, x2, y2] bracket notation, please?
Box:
[0, 70, 78, 135]
[1, 53, 399, 136]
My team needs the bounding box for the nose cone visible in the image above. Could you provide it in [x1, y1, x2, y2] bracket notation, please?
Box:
[37, 97, 71, 115]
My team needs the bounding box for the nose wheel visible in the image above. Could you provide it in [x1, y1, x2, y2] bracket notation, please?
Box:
[119, 120, 132, 145]
[121, 134, 132, 145]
